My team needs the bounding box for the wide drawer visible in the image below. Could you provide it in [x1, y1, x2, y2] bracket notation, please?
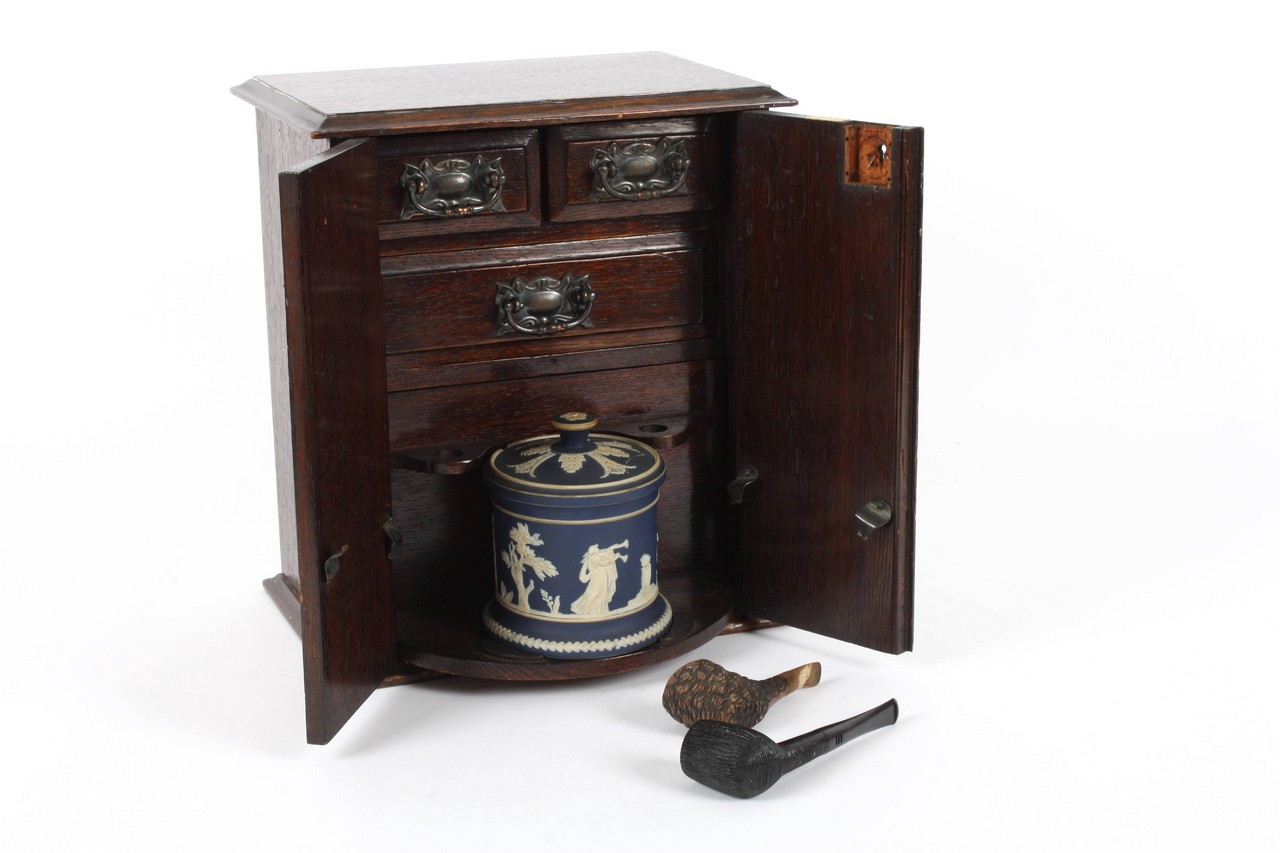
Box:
[383, 238, 710, 358]
[378, 128, 540, 237]
[546, 118, 719, 223]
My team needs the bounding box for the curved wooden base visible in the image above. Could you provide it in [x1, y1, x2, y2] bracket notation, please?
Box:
[395, 572, 732, 681]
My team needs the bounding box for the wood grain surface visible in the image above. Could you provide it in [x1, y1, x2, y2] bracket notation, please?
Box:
[726, 112, 923, 654]
[279, 138, 397, 744]
[547, 117, 722, 222]
[375, 127, 540, 236]
[232, 53, 794, 137]
[383, 246, 708, 356]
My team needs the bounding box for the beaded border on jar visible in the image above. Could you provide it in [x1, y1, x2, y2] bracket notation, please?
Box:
[483, 598, 672, 655]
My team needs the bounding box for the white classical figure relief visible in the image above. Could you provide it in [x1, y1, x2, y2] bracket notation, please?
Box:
[571, 540, 629, 616]
[499, 522, 559, 613]
[626, 554, 657, 609]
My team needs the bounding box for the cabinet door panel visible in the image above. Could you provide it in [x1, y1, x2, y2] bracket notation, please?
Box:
[728, 112, 922, 653]
[279, 138, 395, 743]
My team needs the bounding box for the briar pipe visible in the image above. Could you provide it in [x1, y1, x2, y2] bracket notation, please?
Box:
[679, 698, 899, 798]
[663, 659, 822, 727]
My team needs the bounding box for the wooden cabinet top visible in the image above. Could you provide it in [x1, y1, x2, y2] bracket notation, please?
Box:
[232, 52, 797, 137]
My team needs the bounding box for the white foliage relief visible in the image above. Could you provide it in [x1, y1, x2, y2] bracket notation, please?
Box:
[539, 589, 562, 614]
[499, 522, 559, 613]
[588, 441, 638, 477]
[511, 444, 556, 477]
[504, 439, 640, 479]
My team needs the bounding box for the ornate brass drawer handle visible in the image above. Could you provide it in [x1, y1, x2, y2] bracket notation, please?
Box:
[495, 274, 596, 336]
[400, 154, 505, 219]
[589, 137, 690, 202]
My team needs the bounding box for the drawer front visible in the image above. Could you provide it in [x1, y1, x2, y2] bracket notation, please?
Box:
[546, 118, 719, 223]
[383, 241, 709, 358]
[378, 129, 540, 237]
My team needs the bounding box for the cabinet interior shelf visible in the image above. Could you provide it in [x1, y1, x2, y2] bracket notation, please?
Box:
[265, 569, 734, 682]
[394, 571, 732, 681]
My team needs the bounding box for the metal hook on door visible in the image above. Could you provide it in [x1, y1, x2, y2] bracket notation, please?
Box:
[727, 465, 759, 505]
[855, 500, 892, 540]
[323, 545, 349, 581]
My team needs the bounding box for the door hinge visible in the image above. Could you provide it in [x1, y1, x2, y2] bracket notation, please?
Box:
[383, 517, 403, 560]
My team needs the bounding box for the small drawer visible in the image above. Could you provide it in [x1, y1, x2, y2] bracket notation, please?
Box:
[383, 239, 710, 358]
[377, 129, 540, 237]
[546, 118, 719, 223]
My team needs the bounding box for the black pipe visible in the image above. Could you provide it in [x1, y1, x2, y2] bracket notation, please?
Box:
[679, 698, 899, 798]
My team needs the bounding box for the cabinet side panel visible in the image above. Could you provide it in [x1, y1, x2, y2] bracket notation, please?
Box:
[253, 111, 329, 590]
[728, 113, 922, 653]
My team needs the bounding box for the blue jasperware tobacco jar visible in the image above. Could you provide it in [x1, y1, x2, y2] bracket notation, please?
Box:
[482, 411, 670, 659]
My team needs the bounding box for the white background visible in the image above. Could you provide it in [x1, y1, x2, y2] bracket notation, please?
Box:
[3, 2, 1277, 849]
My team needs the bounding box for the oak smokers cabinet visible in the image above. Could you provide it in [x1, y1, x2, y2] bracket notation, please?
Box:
[233, 53, 923, 744]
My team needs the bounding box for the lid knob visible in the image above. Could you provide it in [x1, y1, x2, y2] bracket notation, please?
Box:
[551, 411, 596, 453]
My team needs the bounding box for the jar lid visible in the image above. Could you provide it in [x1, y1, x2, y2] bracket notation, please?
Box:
[485, 411, 665, 498]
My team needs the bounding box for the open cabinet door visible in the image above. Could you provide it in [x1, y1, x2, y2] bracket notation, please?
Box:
[728, 112, 922, 653]
[279, 139, 396, 743]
